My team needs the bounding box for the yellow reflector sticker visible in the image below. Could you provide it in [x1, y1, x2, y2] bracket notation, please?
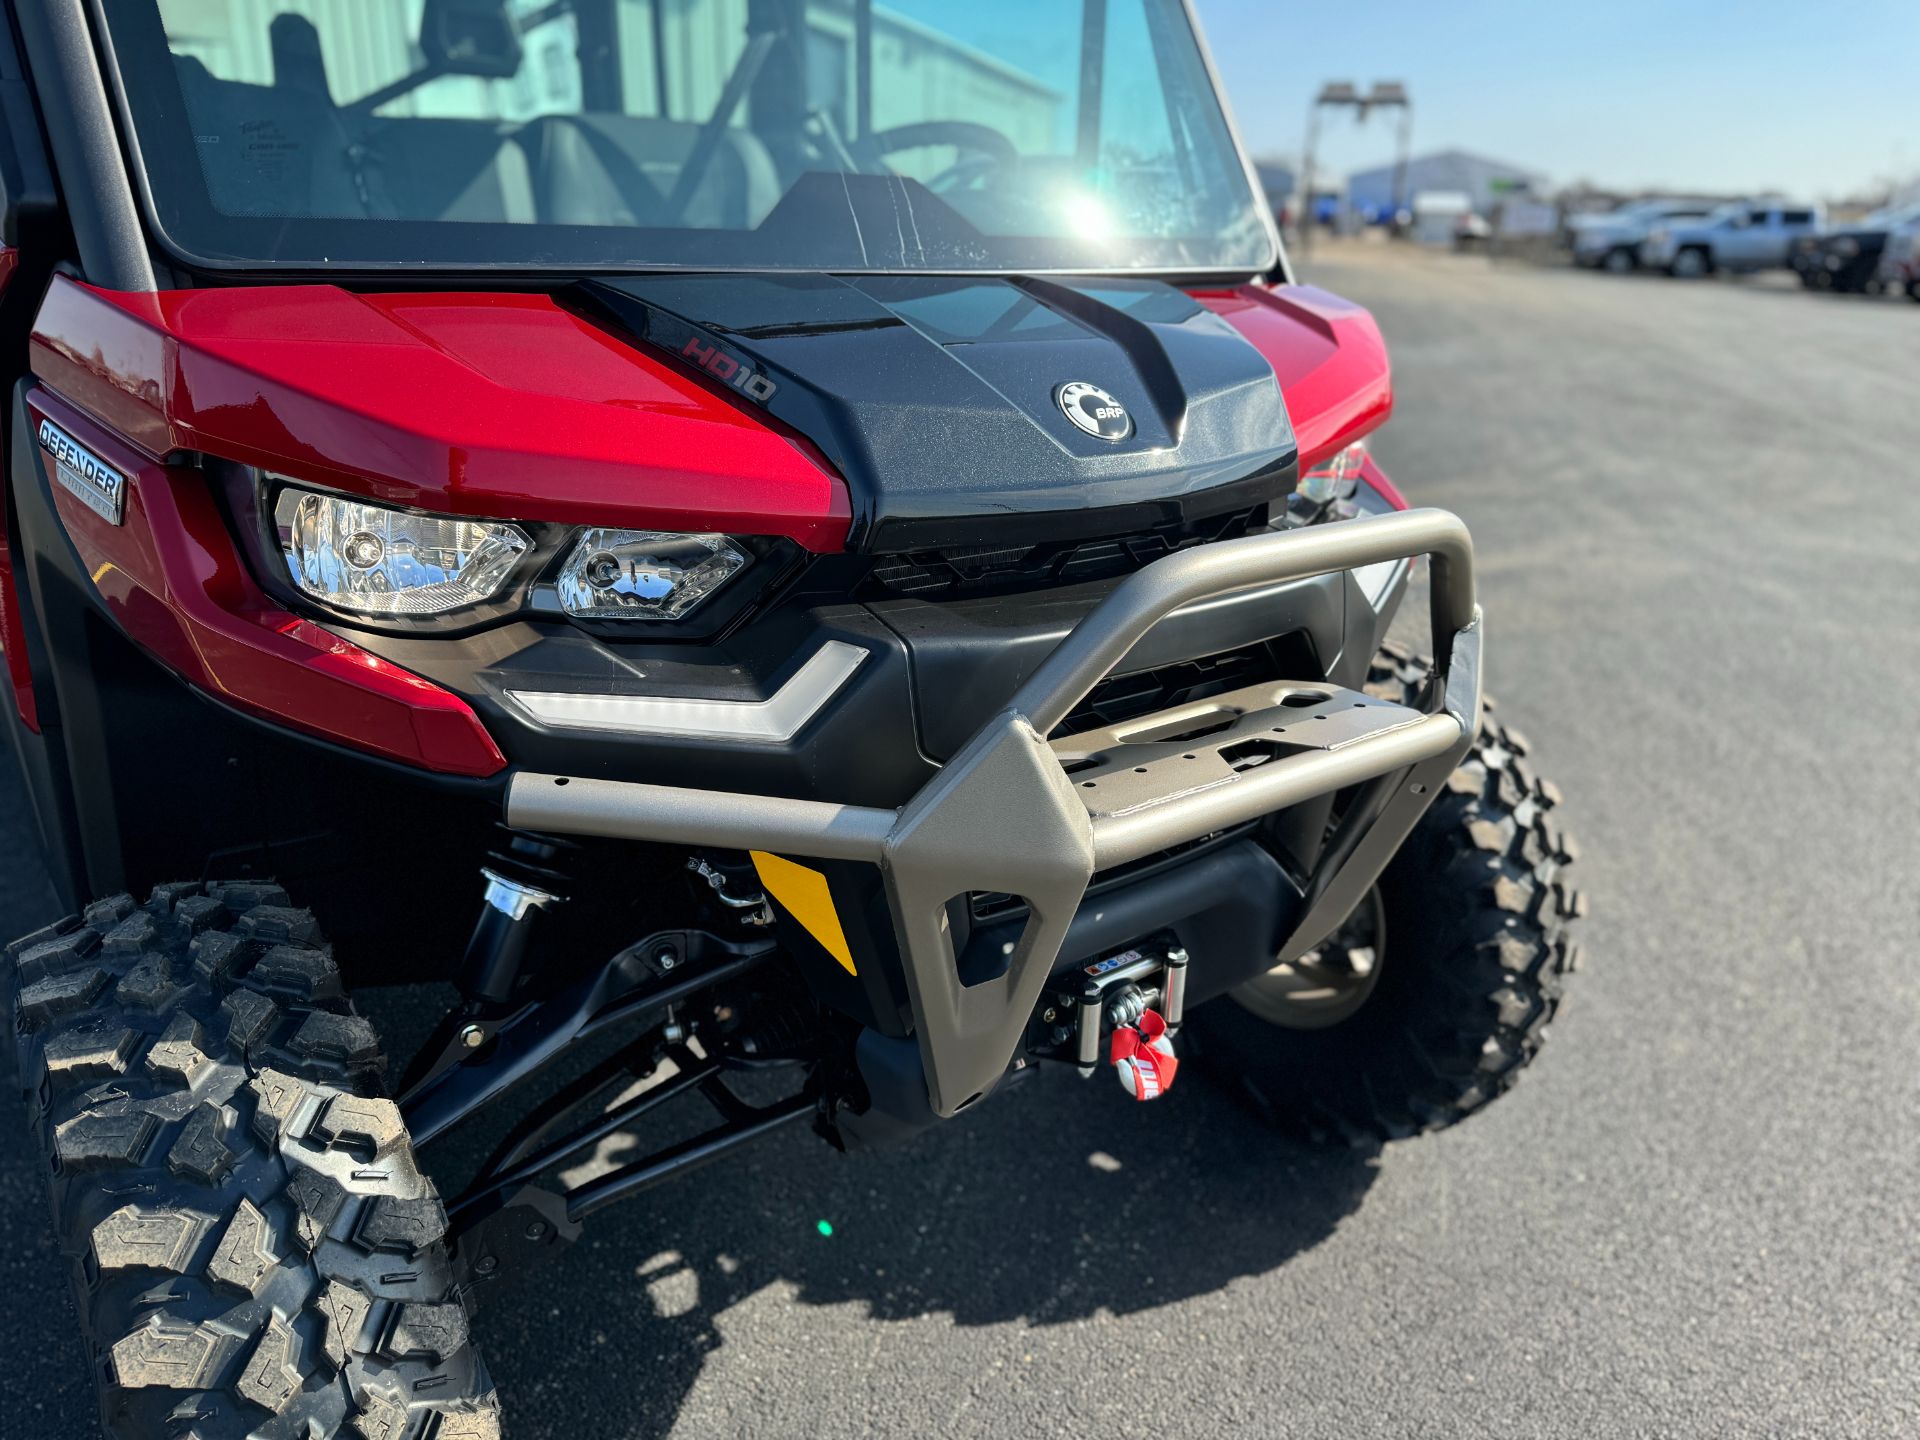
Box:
[749, 851, 856, 976]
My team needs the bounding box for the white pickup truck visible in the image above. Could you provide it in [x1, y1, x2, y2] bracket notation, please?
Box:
[1569, 199, 1716, 271]
[1640, 202, 1825, 277]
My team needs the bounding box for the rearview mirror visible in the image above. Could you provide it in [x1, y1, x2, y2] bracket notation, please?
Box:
[421, 0, 522, 79]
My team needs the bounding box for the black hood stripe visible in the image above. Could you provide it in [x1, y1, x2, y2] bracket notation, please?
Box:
[577, 274, 1296, 551]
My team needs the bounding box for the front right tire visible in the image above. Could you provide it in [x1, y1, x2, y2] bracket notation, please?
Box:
[1189, 645, 1585, 1145]
[8, 881, 498, 1439]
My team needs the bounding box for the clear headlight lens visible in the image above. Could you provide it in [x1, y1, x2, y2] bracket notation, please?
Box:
[1298, 440, 1367, 503]
[556, 529, 750, 621]
[275, 487, 529, 618]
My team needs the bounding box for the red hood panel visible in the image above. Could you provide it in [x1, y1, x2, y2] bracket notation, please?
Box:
[29, 279, 852, 551]
[1193, 284, 1393, 468]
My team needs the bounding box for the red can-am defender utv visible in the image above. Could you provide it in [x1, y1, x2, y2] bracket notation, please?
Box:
[1, 2, 1583, 1435]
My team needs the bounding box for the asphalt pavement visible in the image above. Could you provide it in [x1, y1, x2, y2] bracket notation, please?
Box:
[4, 244, 1917, 1438]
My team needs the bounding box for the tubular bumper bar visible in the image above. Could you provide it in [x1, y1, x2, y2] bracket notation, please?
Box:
[508, 508, 1483, 1118]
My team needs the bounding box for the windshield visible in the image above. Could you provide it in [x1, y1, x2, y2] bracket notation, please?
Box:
[100, 0, 1275, 275]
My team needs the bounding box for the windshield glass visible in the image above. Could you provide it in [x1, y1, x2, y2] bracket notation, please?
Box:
[101, 0, 1275, 275]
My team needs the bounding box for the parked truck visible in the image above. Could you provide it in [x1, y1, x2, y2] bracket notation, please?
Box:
[1792, 202, 1920, 295]
[1641, 201, 1825, 278]
[1569, 198, 1715, 272]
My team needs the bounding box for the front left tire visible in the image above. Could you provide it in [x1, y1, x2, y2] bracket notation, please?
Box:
[1668, 247, 1711, 279]
[8, 880, 499, 1439]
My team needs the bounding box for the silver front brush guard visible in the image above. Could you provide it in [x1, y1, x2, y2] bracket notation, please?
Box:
[507, 507, 1482, 1118]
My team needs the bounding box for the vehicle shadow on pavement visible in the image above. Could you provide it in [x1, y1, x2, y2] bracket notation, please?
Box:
[0, 739, 1377, 1439]
[473, 1066, 1379, 1439]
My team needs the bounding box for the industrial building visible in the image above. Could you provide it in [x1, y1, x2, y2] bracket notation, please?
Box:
[1346, 147, 1546, 220]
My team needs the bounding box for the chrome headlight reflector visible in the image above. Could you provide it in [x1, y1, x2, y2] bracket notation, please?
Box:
[275, 487, 529, 618]
[556, 529, 750, 621]
[1298, 440, 1367, 504]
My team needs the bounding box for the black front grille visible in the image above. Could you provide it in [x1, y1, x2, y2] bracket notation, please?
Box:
[966, 829, 1250, 925]
[865, 505, 1266, 600]
[1055, 641, 1283, 737]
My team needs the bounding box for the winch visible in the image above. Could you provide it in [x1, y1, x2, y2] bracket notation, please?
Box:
[1062, 945, 1190, 1098]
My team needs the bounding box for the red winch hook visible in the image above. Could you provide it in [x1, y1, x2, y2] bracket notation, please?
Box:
[1110, 1008, 1179, 1100]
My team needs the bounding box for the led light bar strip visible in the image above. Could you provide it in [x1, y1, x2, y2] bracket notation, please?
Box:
[508, 640, 868, 743]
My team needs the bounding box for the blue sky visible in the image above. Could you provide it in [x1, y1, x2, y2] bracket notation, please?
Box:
[1191, 0, 1917, 200]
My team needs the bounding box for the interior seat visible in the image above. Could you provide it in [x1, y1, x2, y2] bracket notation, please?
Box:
[351, 117, 538, 224]
[516, 115, 781, 230]
[173, 55, 537, 226]
[171, 55, 369, 220]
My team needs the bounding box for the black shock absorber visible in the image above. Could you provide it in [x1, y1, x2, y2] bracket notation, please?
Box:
[461, 827, 579, 1005]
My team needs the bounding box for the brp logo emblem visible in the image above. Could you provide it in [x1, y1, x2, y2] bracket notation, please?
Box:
[1055, 381, 1133, 441]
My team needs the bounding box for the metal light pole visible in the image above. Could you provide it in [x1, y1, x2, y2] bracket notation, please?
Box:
[1368, 82, 1413, 233]
[1297, 81, 1412, 258]
[1298, 81, 1354, 259]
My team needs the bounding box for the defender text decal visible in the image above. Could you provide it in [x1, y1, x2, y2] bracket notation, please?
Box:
[37, 419, 127, 525]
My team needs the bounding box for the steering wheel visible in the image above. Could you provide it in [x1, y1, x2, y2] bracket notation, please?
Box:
[866, 121, 1019, 192]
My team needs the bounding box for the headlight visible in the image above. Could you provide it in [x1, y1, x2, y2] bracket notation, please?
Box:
[1297, 440, 1367, 504]
[1277, 439, 1398, 532]
[275, 487, 530, 618]
[556, 529, 750, 620]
